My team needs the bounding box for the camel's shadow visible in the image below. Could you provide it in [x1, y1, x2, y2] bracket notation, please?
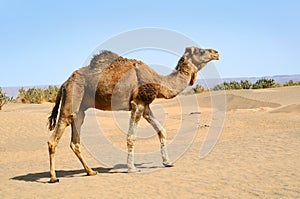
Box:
[11, 163, 160, 183]
[10, 167, 113, 183]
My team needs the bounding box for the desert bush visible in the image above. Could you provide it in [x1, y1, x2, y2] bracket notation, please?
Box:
[43, 86, 59, 103]
[274, 83, 282, 87]
[212, 78, 299, 91]
[17, 86, 59, 104]
[240, 80, 252, 89]
[182, 84, 208, 95]
[0, 88, 7, 110]
[283, 80, 300, 87]
[212, 81, 242, 90]
[229, 81, 242, 89]
[212, 83, 225, 91]
[193, 85, 207, 93]
[17, 88, 26, 103]
[0, 87, 11, 110]
[18, 87, 44, 103]
[284, 80, 294, 87]
[223, 82, 231, 90]
[252, 78, 275, 89]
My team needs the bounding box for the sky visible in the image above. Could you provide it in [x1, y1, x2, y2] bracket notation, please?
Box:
[0, 0, 299, 86]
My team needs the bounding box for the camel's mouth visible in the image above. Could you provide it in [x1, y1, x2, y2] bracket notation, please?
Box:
[212, 54, 219, 60]
[206, 49, 219, 60]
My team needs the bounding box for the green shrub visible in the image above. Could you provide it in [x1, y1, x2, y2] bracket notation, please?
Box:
[43, 86, 59, 103]
[283, 80, 300, 87]
[212, 84, 225, 91]
[182, 84, 208, 95]
[274, 83, 283, 88]
[223, 82, 230, 90]
[229, 81, 242, 89]
[193, 85, 207, 93]
[240, 80, 252, 89]
[0, 87, 11, 110]
[212, 81, 242, 90]
[284, 80, 294, 87]
[212, 78, 298, 91]
[17, 86, 59, 104]
[18, 87, 43, 103]
[252, 78, 275, 89]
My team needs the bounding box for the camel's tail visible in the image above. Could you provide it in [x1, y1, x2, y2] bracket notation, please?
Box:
[48, 87, 64, 131]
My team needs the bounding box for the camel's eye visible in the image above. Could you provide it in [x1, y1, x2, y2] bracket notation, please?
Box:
[200, 50, 206, 55]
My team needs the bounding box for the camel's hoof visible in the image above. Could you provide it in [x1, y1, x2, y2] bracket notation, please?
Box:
[127, 167, 140, 173]
[163, 162, 174, 167]
[87, 170, 97, 176]
[48, 178, 59, 183]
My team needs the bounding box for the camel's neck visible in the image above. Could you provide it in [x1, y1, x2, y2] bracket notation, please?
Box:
[157, 57, 197, 99]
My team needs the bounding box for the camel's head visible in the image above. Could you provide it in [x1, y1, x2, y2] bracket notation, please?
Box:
[183, 46, 219, 71]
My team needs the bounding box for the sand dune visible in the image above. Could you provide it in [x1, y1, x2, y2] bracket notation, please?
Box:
[271, 104, 300, 113]
[226, 94, 281, 110]
[0, 86, 299, 198]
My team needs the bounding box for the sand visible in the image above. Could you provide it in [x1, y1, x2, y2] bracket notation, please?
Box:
[0, 86, 299, 198]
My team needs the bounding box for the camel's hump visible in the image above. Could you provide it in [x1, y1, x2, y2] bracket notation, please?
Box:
[90, 50, 119, 68]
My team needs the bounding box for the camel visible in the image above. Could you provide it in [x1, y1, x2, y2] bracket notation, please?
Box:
[47, 46, 219, 183]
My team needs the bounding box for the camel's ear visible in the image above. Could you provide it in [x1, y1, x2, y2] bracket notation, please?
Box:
[184, 47, 194, 57]
[189, 72, 196, 86]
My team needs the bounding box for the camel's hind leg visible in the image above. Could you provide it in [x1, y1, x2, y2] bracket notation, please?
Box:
[143, 105, 173, 167]
[70, 110, 97, 176]
[127, 101, 144, 172]
[47, 118, 68, 183]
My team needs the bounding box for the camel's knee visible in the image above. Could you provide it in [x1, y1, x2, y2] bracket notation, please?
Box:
[131, 101, 144, 113]
[70, 142, 81, 154]
[127, 135, 136, 151]
[143, 111, 150, 121]
[47, 140, 57, 154]
[137, 104, 144, 115]
[158, 128, 167, 145]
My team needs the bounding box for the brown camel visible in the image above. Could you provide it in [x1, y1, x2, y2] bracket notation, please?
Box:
[47, 46, 219, 183]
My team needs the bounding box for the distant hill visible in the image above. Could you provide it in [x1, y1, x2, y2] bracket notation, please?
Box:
[2, 74, 300, 98]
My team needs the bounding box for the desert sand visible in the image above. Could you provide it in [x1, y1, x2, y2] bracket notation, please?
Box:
[0, 86, 299, 198]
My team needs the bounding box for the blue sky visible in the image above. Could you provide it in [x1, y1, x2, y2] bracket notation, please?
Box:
[0, 0, 299, 86]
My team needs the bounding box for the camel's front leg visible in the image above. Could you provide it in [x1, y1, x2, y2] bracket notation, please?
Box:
[143, 106, 173, 167]
[127, 101, 144, 172]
